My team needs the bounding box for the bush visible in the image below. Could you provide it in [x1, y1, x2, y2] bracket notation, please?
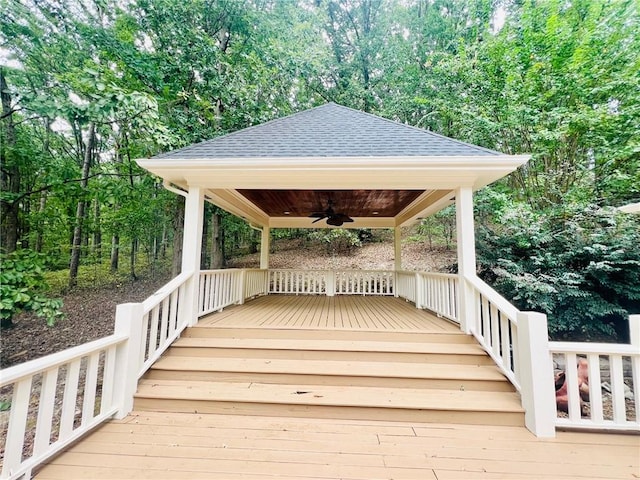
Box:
[476, 201, 640, 341]
[309, 228, 362, 255]
[0, 250, 64, 328]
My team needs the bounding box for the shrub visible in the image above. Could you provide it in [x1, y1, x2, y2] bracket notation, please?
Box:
[0, 250, 64, 328]
[476, 201, 640, 341]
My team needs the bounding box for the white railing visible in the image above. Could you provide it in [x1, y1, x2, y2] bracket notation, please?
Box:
[269, 269, 327, 295]
[0, 336, 126, 480]
[549, 316, 639, 432]
[0, 270, 195, 480]
[466, 275, 521, 389]
[396, 271, 417, 303]
[2, 266, 636, 479]
[139, 272, 192, 374]
[334, 270, 394, 295]
[244, 269, 269, 300]
[417, 272, 459, 323]
[198, 269, 244, 315]
[464, 275, 556, 437]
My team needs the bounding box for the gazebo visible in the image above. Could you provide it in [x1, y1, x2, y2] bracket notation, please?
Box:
[2, 103, 638, 480]
[138, 103, 528, 331]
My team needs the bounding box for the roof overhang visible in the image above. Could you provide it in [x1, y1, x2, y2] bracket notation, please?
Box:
[619, 202, 640, 214]
[137, 154, 530, 229]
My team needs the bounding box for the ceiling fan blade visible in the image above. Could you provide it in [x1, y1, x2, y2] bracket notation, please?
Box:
[309, 212, 325, 218]
[312, 216, 326, 223]
[327, 217, 343, 226]
[334, 213, 353, 223]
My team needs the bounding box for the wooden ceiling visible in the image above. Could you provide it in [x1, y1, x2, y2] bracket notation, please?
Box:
[237, 190, 424, 218]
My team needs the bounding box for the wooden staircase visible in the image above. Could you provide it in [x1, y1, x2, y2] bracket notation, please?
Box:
[135, 326, 525, 426]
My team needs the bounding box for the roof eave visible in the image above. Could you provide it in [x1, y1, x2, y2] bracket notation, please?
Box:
[137, 154, 530, 191]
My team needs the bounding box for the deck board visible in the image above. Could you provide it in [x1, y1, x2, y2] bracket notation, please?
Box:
[35, 411, 640, 480]
[199, 295, 459, 332]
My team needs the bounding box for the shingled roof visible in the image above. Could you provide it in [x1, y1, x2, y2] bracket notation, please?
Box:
[153, 102, 501, 159]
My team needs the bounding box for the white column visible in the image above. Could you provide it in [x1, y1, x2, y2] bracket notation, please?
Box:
[455, 186, 476, 333]
[517, 311, 556, 437]
[260, 226, 270, 269]
[394, 227, 402, 271]
[181, 186, 205, 326]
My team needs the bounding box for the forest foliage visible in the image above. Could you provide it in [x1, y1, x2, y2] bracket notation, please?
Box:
[1, 0, 639, 338]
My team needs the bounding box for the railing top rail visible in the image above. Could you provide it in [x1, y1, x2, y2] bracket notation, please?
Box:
[549, 341, 639, 356]
[199, 268, 243, 274]
[0, 334, 127, 386]
[466, 275, 520, 322]
[141, 271, 193, 313]
[415, 271, 458, 279]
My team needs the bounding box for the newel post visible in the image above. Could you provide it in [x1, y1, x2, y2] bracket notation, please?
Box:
[238, 269, 247, 305]
[517, 311, 556, 438]
[114, 302, 145, 419]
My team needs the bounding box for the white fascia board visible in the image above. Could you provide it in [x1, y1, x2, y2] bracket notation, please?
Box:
[137, 155, 530, 190]
[619, 202, 640, 214]
[269, 216, 395, 229]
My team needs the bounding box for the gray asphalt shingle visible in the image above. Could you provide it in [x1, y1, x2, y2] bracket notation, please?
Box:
[153, 102, 502, 159]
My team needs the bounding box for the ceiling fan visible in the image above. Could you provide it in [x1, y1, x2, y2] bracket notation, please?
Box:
[309, 199, 354, 227]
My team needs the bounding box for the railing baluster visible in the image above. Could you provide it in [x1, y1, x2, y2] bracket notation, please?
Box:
[587, 354, 603, 423]
[2, 378, 32, 477]
[81, 352, 100, 426]
[609, 355, 627, 423]
[59, 360, 81, 438]
[33, 368, 58, 456]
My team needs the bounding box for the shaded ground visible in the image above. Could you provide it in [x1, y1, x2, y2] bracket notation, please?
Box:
[1, 239, 455, 370]
[0, 273, 172, 369]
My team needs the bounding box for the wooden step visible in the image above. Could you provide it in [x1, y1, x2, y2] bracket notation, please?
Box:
[184, 327, 475, 344]
[146, 356, 513, 391]
[167, 336, 494, 365]
[134, 379, 525, 427]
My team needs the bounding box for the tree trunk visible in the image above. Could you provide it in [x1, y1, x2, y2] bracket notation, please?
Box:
[0, 68, 20, 253]
[248, 228, 259, 254]
[172, 197, 185, 276]
[69, 123, 95, 287]
[35, 193, 47, 252]
[130, 237, 138, 280]
[110, 234, 119, 272]
[93, 198, 102, 261]
[210, 211, 224, 269]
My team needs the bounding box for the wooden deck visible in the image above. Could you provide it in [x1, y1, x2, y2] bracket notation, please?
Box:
[35, 411, 639, 479]
[199, 294, 459, 332]
[33, 296, 640, 479]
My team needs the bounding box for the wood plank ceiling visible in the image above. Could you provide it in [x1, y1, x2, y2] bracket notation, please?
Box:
[236, 190, 425, 218]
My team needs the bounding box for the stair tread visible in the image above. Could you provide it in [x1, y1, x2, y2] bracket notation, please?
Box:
[151, 356, 508, 382]
[136, 379, 524, 412]
[185, 328, 474, 343]
[173, 337, 485, 355]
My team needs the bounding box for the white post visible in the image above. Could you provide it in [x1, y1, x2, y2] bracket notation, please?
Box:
[394, 227, 402, 271]
[517, 311, 556, 438]
[629, 315, 639, 348]
[415, 272, 423, 309]
[114, 302, 145, 419]
[630, 315, 640, 419]
[238, 269, 247, 305]
[260, 226, 270, 269]
[326, 271, 336, 297]
[181, 186, 205, 326]
[455, 186, 476, 334]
